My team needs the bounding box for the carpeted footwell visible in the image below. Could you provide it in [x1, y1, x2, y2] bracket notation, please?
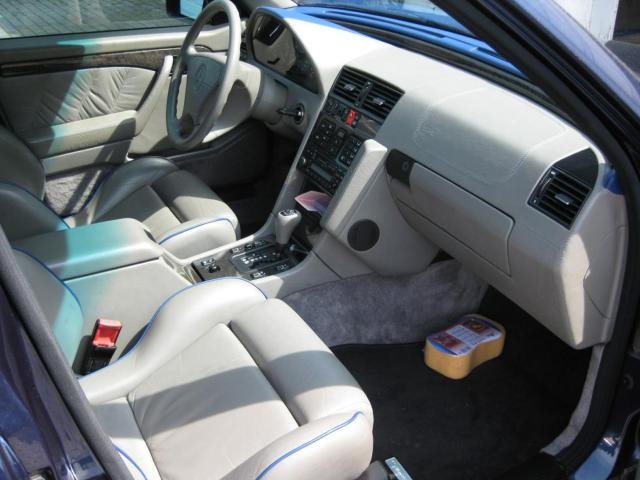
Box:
[284, 260, 488, 346]
[332, 289, 592, 479]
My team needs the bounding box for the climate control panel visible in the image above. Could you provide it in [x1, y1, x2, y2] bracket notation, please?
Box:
[297, 97, 370, 195]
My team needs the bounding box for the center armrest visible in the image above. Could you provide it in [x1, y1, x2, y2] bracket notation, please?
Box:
[13, 219, 163, 280]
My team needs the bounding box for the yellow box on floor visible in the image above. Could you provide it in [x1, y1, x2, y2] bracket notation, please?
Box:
[424, 315, 505, 380]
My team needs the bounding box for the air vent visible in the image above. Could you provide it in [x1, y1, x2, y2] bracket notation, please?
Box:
[362, 79, 403, 120]
[240, 40, 248, 61]
[529, 168, 591, 228]
[240, 30, 248, 61]
[333, 68, 369, 104]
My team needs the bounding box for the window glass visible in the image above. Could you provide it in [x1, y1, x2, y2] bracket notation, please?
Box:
[0, 0, 191, 39]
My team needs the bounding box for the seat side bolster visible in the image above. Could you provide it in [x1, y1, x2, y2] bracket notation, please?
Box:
[13, 249, 83, 365]
[0, 126, 45, 198]
[0, 183, 68, 241]
[70, 157, 178, 226]
[222, 412, 373, 480]
[80, 278, 267, 404]
[92, 397, 162, 480]
[157, 217, 238, 259]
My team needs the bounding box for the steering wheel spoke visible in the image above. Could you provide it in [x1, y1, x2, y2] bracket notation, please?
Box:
[166, 0, 241, 150]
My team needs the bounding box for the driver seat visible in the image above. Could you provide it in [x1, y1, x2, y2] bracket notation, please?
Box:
[0, 126, 239, 257]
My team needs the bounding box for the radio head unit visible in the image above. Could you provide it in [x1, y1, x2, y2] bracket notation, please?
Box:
[297, 67, 403, 196]
[298, 98, 371, 195]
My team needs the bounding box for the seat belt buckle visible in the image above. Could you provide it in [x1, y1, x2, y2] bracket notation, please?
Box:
[80, 319, 122, 375]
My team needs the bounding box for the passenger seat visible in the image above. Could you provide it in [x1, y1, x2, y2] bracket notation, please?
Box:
[15, 248, 374, 480]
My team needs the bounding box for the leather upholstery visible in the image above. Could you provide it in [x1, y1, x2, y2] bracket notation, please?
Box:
[0, 126, 45, 197]
[0, 128, 239, 256]
[0, 67, 154, 134]
[0, 182, 69, 240]
[81, 279, 374, 480]
[67, 157, 239, 256]
[12, 247, 374, 479]
[14, 249, 83, 364]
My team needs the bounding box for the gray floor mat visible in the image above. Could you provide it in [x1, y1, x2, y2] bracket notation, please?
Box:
[284, 260, 488, 346]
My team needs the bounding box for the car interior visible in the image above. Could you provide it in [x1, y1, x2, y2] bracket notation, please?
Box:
[0, 0, 630, 479]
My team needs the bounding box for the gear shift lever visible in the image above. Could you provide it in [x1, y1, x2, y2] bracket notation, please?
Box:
[275, 209, 302, 250]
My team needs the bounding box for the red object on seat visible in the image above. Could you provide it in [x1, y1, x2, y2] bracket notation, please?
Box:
[92, 319, 122, 348]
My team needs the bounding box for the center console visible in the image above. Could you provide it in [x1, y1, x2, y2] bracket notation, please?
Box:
[297, 68, 387, 195]
[194, 236, 306, 281]
[190, 68, 403, 286]
[192, 209, 307, 281]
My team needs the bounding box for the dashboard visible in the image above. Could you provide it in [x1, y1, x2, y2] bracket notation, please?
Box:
[246, 8, 628, 350]
[250, 13, 319, 93]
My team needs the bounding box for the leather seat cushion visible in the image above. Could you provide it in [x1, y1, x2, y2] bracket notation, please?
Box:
[68, 158, 239, 241]
[131, 323, 299, 479]
[81, 280, 374, 480]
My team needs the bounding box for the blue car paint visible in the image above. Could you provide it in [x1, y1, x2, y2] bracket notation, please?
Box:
[0, 289, 104, 479]
[572, 353, 640, 479]
[604, 168, 624, 195]
[510, 0, 640, 125]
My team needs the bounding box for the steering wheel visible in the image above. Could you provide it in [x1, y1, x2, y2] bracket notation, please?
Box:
[166, 0, 241, 150]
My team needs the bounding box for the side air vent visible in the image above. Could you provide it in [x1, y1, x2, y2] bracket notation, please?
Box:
[240, 41, 248, 61]
[529, 167, 591, 228]
[240, 31, 248, 61]
[362, 79, 403, 120]
[334, 68, 369, 104]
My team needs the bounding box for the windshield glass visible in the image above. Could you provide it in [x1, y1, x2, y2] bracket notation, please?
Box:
[294, 1, 470, 36]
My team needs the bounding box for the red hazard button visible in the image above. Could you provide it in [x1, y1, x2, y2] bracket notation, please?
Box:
[345, 109, 358, 126]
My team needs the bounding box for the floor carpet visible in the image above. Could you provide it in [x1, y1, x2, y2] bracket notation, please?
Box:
[285, 260, 487, 346]
[333, 289, 591, 479]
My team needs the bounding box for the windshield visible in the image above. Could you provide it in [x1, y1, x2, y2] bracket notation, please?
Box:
[294, 1, 470, 36]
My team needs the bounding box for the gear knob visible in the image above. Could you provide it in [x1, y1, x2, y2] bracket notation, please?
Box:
[275, 209, 302, 247]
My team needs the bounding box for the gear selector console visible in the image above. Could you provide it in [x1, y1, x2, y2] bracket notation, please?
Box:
[192, 210, 307, 282]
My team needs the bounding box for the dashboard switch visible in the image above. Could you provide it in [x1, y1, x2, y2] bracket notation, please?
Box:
[345, 109, 358, 126]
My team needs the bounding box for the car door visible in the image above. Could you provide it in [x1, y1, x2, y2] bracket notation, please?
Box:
[0, 0, 268, 217]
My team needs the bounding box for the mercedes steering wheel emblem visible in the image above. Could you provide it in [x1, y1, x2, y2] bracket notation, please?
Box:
[195, 64, 207, 91]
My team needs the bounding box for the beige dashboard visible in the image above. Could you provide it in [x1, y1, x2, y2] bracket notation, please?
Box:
[248, 7, 628, 349]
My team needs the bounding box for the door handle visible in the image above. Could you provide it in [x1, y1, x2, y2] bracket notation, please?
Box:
[134, 55, 174, 135]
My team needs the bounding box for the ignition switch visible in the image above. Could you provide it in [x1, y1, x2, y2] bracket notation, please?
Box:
[277, 103, 305, 124]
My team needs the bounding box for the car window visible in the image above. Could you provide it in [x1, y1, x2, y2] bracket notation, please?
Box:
[0, 0, 192, 39]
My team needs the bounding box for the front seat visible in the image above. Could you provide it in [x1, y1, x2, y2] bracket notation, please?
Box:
[0, 126, 239, 256]
[15, 247, 374, 480]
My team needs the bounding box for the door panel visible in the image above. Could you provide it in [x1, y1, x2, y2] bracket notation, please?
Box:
[0, 25, 234, 163]
[0, 24, 245, 216]
[0, 26, 232, 63]
[0, 66, 155, 157]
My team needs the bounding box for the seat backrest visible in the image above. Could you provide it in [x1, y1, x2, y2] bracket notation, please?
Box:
[0, 126, 63, 241]
[0, 183, 68, 241]
[13, 249, 84, 365]
[0, 126, 45, 198]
